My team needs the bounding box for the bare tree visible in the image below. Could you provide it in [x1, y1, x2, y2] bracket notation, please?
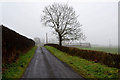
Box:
[41, 3, 85, 46]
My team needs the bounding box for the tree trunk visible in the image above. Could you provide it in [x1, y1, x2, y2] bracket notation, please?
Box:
[58, 33, 62, 46]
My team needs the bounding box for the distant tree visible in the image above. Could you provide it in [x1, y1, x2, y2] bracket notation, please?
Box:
[34, 37, 41, 46]
[41, 3, 85, 46]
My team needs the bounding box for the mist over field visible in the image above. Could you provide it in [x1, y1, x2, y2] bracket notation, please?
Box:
[1, 1, 119, 79]
[0, 0, 118, 47]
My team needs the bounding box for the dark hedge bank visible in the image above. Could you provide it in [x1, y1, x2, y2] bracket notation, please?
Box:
[2, 25, 35, 65]
[45, 44, 120, 69]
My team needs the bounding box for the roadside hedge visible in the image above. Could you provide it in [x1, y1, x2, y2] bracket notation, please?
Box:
[45, 44, 120, 69]
[2, 25, 35, 65]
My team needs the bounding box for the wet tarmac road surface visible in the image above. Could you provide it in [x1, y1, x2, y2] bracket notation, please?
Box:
[21, 46, 85, 80]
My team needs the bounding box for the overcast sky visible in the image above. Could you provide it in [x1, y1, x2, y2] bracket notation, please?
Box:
[0, 0, 118, 46]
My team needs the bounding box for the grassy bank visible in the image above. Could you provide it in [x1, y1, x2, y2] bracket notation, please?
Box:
[78, 47, 118, 54]
[2, 46, 37, 79]
[45, 46, 119, 79]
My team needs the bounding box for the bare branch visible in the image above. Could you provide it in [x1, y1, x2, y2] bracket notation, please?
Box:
[41, 3, 86, 46]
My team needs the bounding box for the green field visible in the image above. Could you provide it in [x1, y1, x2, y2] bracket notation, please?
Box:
[78, 47, 118, 54]
[2, 46, 37, 79]
[45, 46, 119, 79]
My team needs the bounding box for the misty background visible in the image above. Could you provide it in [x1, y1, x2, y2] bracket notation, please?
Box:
[0, 0, 118, 47]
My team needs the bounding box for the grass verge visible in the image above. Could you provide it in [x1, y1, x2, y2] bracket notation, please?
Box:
[2, 46, 37, 79]
[45, 46, 119, 80]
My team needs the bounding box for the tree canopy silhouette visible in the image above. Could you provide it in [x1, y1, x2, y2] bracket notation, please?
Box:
[41, 3, 85, 46]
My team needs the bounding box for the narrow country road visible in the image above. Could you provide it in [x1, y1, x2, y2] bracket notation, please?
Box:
[21, 46, 85, 80]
